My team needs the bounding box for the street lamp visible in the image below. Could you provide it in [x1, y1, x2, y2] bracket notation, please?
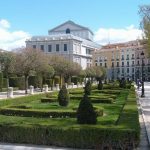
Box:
[141, 51, 145, 97]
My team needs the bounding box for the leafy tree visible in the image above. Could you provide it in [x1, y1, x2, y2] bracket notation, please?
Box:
[139, 5, 150, 56]
[58, 84, 70, 106]
[77, 94, 97, 124]
[84, 80, 92, 95]
[0, 51, 15, 94]
[14, 48, 48, 94]
[49, 55, 81, 87]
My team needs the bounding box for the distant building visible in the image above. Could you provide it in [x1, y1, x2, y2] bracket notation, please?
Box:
[26, 20, 100, 69]
[93, 40, 150, 81]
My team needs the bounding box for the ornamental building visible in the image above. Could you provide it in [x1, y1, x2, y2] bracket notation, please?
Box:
[26, 20, 100, 69]
[92, 40, 150, 81]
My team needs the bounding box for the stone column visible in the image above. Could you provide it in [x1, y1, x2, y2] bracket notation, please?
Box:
[77, 82, 80, 88]
[65, 83, 68, 88]
[8, 87, 13, 98]
[82, 82, 85, 87]
[30, 85, 34, 95]
[56, 84, 60, 91]
[71, 82, 74, 88]
[44, 84, 48, 93]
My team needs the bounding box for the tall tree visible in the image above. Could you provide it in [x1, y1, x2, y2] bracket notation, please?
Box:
[15, 48, 48, 94]
[0, 51, 15, 94]
[49, 55, 81, 87]
[139, 5, 150, 56]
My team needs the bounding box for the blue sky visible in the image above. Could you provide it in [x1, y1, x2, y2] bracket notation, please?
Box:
[0, 0, 149, 50]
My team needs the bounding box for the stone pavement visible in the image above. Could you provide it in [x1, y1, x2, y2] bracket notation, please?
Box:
[136, 82, 150, 149]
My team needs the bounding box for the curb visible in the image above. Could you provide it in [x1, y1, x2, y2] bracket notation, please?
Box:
[136, 89, 150, 145]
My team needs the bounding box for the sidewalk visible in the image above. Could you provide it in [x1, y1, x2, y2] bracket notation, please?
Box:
[136, 82, 150, 149]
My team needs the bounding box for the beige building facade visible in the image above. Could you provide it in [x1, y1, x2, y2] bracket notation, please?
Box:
[93, 40, 150, 81]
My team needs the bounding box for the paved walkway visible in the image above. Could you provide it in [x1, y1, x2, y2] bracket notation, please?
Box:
[136, 82, 150, 149]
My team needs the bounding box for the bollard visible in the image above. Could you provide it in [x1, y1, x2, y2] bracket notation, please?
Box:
[8, 87, 13, 98]
[65, 83, 68, 89]
[56, 84, 60, 91]
[77, 82, 80, 88]
[82, 82, 85, 87]
[30, 85, 34, 95]
[44, 84, 48, 93]
[71, 82, 74, 88]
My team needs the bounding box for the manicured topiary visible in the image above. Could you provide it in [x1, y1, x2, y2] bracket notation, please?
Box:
[98, 79, 103, 90]
[84, 80, 91, 95]
[77, 94, 97, 124]
[58, 84, 70, 106]
[119, 78, 126, 88]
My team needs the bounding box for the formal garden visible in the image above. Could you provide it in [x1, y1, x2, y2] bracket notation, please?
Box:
[0, 49, 140, 149]
[0, 80, 140, 149]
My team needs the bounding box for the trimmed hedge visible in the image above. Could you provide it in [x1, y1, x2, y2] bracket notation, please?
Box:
[0, 125, 139, 149]
[41, 97, 57, 103]
[0, 107, 103, 118]
[0, 108, 77, 118]
[92, 89, 121, 95]
[90, 98, 114, 104]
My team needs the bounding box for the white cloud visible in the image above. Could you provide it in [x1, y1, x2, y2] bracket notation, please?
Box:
[94, 25, 143, 45]
[0, 19, 30, 51]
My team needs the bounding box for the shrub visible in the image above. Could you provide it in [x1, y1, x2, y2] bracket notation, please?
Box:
[0, 108, 76, 118]
[2, 78, 7, 88]
[41, 97, 57, 103]
[98, 80, 103, 90]
[58, 85, 70, 106]
[54, 76, 60, 85]
[9, 77, 25, 90]
[119, 78, 126, 88]
[45, 79, 53, 87]
[77, 94, 97, 124]
[84, 80, 91, 95]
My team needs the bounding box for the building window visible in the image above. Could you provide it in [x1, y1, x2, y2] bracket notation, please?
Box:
[112, 62, 114, 67]
[132, 54, 134, 59]
[48, 45, 52, 52]
[122, 68, 124, 74]
[117, 62, 119, 67]
[95, 63, 97, 66]
[33, 45, 36, 49]
[127, 61, 129, 66]
[127, 54, 129, 60]
[132, 68, 134, 73]
[122, 55, 124, 60]
[64, 44, 67, 51]
[137, 60, 139, 65]
[56, 44, 59, 52]
[132, 61, 134, 65]
[122, 62, 124, 67]
[105, 63, 107, 68]
[127, 68, 129, 73]
[40, 45, 44, 51]
[100, 63, 102, 66]
[66, 28, 70, 34]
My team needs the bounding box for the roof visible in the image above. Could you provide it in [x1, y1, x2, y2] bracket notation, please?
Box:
[48, 20, 94, 35]
[26, 34, 101, 49]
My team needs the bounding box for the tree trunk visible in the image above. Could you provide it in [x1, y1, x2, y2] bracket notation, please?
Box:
[6, 76, 9, 98]
[25, 75, 28, 94]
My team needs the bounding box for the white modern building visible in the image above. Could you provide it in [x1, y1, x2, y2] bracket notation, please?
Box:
[26, 20, 100, 69]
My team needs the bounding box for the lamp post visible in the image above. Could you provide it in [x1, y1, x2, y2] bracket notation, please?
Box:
[141, 51, 145, 97]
